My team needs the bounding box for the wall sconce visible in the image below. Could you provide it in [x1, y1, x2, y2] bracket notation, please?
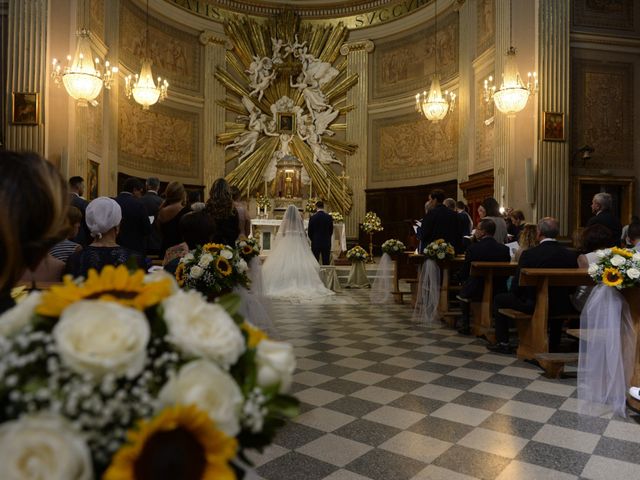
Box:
[576, 145, 594, 165]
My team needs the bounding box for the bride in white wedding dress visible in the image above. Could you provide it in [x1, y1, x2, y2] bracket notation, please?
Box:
[262, 205, 335, 299]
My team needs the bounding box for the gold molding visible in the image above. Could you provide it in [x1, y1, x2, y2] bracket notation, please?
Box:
[199, 30, 231, 48]
[340, 40, 375, 55]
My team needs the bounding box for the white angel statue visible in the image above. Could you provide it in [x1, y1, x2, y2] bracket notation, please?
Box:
[225, 97, 273, 162]
[299, 121, 342, 167]
[290, 75, 331, 116]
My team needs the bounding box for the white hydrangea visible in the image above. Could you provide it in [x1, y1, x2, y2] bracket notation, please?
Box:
[0, 291, 41, 337]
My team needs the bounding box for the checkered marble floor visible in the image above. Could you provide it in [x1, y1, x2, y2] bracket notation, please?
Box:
[247, 288, 640, 480]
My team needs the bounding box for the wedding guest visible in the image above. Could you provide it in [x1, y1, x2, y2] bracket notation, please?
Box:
[482, 197, 508, 244]
[628, 222, 640, 252]
[186, 190, 204, 212]
[231, 185, 252, 238]
[68, 175, 90, 246]
[0, 151, 69, 314]
[140, 177, 162, 255]
[457, 200, 474, 234]
[163, 210, 215, 275]
[445, 197, 470, 237]
[587, 192, 622, 244]
[205, 178, 239, 246]
[50, 205, 83, 262]
[420, 189, 463, 254]
[65, 197, 146, 278]
[156, 181, 189, 258]
[514, 224, 538, 262]
[508, 210, 525, 240]
[115, 177, 151, 254]
[621, 215, 639, 246]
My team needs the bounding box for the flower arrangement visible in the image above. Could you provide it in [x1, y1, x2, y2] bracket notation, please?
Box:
[0, 265, 298, 479]
[424, 239, 456, 260]
[256, 194, 271, 216]
[346, 245, 368, 262]
[236, 237, 261, 262]
[361, 211, 384, 234]
[588, 247, 640, 289]
[176, 243, 249, 299]
[382, 239, 406, 255]
[304, 198, 318, 213]
[330, 211, 344, 223]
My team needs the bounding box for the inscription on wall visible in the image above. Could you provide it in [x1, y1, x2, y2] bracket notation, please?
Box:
[118, 99, 201, 179]
[120, 0, 202, 94]
[372, 10, 458, 99]
[572, 58, 634, 169]
[371, 110, 458, 183]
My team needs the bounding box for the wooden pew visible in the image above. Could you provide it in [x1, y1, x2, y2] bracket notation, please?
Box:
[498, 268, 591, 377]
[391, 251, 418, 304]
[437, 256, 465, 326]
[469, 261, 518, 341]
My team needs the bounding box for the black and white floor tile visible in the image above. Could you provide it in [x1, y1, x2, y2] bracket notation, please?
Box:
[247, 283, 640, 480]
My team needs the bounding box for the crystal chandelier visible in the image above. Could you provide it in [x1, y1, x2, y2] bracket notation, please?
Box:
[483, 0, 537, 116]
[415, 0, 455, 123]
[51, 1, 117, 107]
[125, 0, 169, 109]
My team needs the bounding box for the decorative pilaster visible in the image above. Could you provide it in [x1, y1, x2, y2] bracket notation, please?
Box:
[4, 0, 47, 153]
[536, 0, 570, 234]
[493, 0, 511, 208]
[200, 31, 230, 190]
[340, 40, 374, 238]
[457, 0, 473, 195]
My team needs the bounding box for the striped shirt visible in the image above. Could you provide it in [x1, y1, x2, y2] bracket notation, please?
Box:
[50, 239, 81, 262]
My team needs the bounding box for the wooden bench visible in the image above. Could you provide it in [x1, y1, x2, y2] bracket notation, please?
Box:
[436, 256, 465, 327]
[499, 268, 591, 375]
[390, 251, 418, 304]
[469, 261, 518, 342]
[533, 352, 579, 379]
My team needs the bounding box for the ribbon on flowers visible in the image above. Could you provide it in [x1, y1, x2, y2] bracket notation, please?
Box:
[412, 258, 440, 325]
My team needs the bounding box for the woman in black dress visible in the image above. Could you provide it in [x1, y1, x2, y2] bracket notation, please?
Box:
[205, 178, 240, 246]
[157, 181, 190, 258]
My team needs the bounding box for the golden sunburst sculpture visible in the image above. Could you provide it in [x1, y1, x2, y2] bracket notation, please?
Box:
[215, 11, 358, 213]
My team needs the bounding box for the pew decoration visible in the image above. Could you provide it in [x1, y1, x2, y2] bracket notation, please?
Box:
[236, 237, 262, 263]
[346, 246, 370, 288]
[424, 239, 455, 260]
[330, 211, 344, 223]
[578, 247, 640, 417]
[371, 240, 405, 305]
[361, 211, 384, 262]
[0, 266, 299, 478]
[382, 239, 406, 255]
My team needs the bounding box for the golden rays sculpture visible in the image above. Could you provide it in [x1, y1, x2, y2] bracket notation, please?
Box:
[215, 11, 357, 213]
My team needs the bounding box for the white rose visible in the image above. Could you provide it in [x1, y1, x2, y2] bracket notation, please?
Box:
[54, 301, 149, 379]
[595, 249, 609, 259]
[183, 252, 195, 263]
[587, 263, 600, 276]
[437, 252, 445, 259]
[162, 290, 245, 369]
[190, 265, 204, 279]
[221, 249, 233, 260]
[611, 255, 626, 267]
[0, 415, 93, 480]
[144, 270, 179, 292]
[238, 241, 247, 248]
[627, 268, 640, 280]
[159, 360, 243, 436]
[633, 253, 640, 262]
[0, 291, 41, 337]
[198, 253, 214, 268]
[236, 258, 248, 274]
[256, 340, 296, 393]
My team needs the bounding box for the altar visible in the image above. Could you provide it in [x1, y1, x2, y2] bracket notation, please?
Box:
[250, 218, 346, 257]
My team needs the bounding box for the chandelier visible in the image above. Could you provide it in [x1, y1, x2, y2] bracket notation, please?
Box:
[51, 0, 117, 107]
[483, 0, 537, 116]
[415, 0, 455, 123]
[125, 0, 169, 109]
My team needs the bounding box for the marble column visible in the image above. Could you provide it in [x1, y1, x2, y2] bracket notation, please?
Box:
[340, 40, 374, 238]
[4, 0, 48, 154]
[457, 0, 474, 196]
[200, 31, 230, 191]
[493, 0, 511, 208]
[536, 0, 570, 234]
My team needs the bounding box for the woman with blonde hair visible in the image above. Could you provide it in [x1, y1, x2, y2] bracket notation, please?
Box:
[0, 151, 69, 313]
[514, 224, 538, 262]
[156, 181, 190, 257]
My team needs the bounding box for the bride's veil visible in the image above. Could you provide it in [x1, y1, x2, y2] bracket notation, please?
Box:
[277, 205, 305, 239]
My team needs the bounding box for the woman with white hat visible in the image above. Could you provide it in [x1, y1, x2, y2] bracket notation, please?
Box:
[65, 197, 146, 277]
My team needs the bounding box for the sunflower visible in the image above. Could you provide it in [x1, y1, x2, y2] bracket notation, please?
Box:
[36, 265, 172, 317]
[104, 405, 237, 480]
[611, 247, 633, 259]
[241, 245, 254, 256]
[215, 257, 233, 277]
[242, 322, 268, 348]
[203, 243, 226, 254]
[602, 267, 624, 287]
[175, 263, 186, 287]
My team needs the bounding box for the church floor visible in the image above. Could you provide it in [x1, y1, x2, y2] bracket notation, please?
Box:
[248, 287, 640, 480]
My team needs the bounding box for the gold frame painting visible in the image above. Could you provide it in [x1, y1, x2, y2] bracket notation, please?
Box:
[87, 160, 100, 201]
[276, 112, 295, 133]
[542, 111, 564, 142]
[12, 92, 39, 125]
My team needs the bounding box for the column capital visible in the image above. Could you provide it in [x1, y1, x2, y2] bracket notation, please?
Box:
[199, 31, 231, 49]
[340, 40, 374, 56]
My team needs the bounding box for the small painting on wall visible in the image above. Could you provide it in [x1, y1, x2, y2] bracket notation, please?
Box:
[12, 92, 39, 125]
[542, 112, 564, 142]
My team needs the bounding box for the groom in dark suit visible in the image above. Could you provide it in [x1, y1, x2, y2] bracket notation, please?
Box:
[308, 200, 333, 265]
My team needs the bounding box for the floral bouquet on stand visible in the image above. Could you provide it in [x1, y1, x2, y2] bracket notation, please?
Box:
[236, 237, 261, 263]
[424, 239, 456, 261]
[361, 211, 384, 262]
[330, 211, 344, 224]
[0, 265, 299, 479]
[175, 243, 249, 300]
[304, 198, 318, 215]
[382, 239, 406, 255]
[588, 247, 640, 289]
[346, 245, 368, 263]
[256, 194, 271, 218]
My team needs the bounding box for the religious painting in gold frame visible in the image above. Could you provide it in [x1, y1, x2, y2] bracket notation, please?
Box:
[277, 112, 295, 133]
[542, 111, 564, 142]
[12, 92, 39, 125]
[87, 160, 100, 201]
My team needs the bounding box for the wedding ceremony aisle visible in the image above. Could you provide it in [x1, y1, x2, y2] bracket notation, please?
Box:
[248, 287, 640, 480]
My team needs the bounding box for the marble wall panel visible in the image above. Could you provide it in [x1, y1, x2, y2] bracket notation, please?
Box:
[371, 10, 458, 100]
[370, 110, 458, 183]
[474, 76, 494, 173]
[571, 58, 634, 169]
[89, 0, 104, 40]
[118, 99, 201, 179]
[572, 0, 638, 34]
[476, 0, 494, 55]
[119, 0, 202, 94]
[87, 91, 103, 155]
